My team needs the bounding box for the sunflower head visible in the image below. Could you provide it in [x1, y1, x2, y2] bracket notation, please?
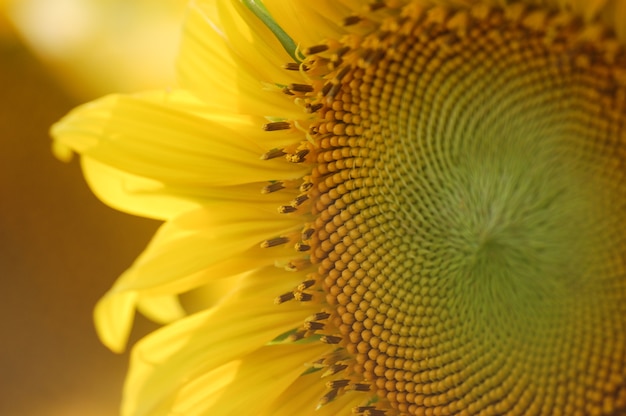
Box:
[52, 0, 626, 415]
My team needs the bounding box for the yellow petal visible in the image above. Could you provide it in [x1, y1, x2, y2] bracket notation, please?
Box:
[262, 367, 364, 416]
[93, 289, 137, 353]
[122, 268, 318, 416]
[172, 343, 328, 416]
[51, 90, 308, 189]
[94, 203, 304, 351]
[135, 294, 186, 325]
[111, 203, 304, 294]
[263, 0, 350, 49]
[81, 157, 200, 220]
[177, 1, 308, 118]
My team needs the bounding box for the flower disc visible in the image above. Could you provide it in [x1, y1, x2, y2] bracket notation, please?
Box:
[302, 4, 626, 415]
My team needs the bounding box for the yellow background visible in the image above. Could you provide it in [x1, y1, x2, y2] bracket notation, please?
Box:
[0, 22, 161, 416]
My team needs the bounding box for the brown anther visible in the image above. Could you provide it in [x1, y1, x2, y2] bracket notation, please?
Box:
[327, 379, 350, 389]
[306, 103, 324, 113]
[305, 321, 325, 331]
[292, 194, 309, 206]
[282, 87, 295, 95]
[326, 83, 342, 98]
[260, 148, 286, 160]
[300, 181, 313, 192]
[336, 65, 352, 81]
[297, 279, 316, 291]
[305, 44, 329, 55]
[321, 335, 343, 344]
[283, 62, 299, 70]
[295, 291, 314, 302]
[368, 1, 385, 12]
[352, 383, 371, 392]
[321, 82, 334, 96]
[335, 46, 350, 58]
[343, 15, 362, 26]
[274, 292, 295, 304]
[279, 205, 298, 214]
[324, 363, 349, 377]
[286, 149, 310, 163]
[289, 83, 315, 93]
[261, 181, 285, 194]
[308, 312, 331, 321]
[261, 236, 290, 248]
[302, 227, 315, 240]
[319, 388, 339, 406]
[295, 242, 311, 252]
[263, 121, 291, 131]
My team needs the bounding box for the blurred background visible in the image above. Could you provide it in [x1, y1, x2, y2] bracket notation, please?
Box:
[0, 1, 186, 414]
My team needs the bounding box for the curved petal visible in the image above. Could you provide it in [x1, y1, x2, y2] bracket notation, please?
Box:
[110, 203, 305, 295]
[81, 157, 200, 220]
[135, 294, 186, 325]
[122, 267, 319, 416]
[170, 343, 328, 416]
[178, 0, 310, 119]
[263, 0, 353, 49]
[94, 203, 305, 352]
[51, 90, 308, 189]
[94, 289, 137, 353]
[262, 366, 365, 416]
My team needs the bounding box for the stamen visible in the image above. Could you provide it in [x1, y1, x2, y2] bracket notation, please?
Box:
[295, 242, 311, 251]
[368, 1, 385, 12]
[294, 291, 313, 302]
[305, 44, 330, 55]
[299, 180, 313, 192]
[343, 15, 362, 26]
[283, 62, 309, 71]
[306, 103, 324, 113]
[260, 148, 286, 160]
[301, 227, 315, 240]
[279, 205, 298, 213]
[263, 121, 291, 131]
[327, 379, 350, 388]
[261, 181, 285, 194]
[322, 363, 348, 377]
[321, 335, 342, 344]
[354, 407, 386, 416]
[352, 383, 371, 392]
[304, 321, 325, 330]
[288, 83, 315, 93]
[292, 194, 309, 206]
[307, 312, 331, 321]
[274, 292, 295, 304]
[283, 62, 300, 70]
[321, 82, 334, 96]
[297, 279, 316, 290]
[286, 149, 310, 163]
[260, 236, 290, 248]
[318, 388, 339, 407]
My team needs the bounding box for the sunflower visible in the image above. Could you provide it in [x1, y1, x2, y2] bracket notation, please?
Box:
[52, 0, 626, 415]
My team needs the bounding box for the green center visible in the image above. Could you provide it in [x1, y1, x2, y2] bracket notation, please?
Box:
[308, 4, 626, 414]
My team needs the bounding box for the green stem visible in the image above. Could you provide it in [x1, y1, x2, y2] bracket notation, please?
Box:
[242, 0, 301, 63]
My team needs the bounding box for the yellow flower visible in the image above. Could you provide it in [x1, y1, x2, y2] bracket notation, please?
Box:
[52, 0, 626, 415]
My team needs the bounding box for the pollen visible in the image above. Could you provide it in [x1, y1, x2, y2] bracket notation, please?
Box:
[263, 2, 626, 415]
